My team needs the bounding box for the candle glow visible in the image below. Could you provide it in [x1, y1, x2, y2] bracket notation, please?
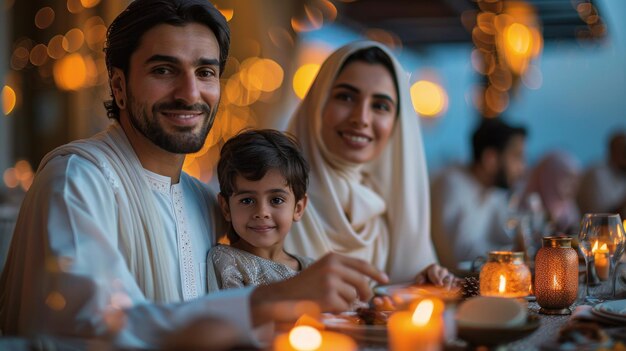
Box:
[498, 274, 506, 293]
[552, 274, 561, 290]
[411, 299, 434, 326]
[594, 242, 610, 281]
[288, 326, 322, 351]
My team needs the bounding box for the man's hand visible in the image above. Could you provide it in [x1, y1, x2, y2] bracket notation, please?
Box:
[250, 253, 388, 326]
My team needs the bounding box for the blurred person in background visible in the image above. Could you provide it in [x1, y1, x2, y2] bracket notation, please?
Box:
[431, 118, 528, 273]
[521, 151, 581, 235]
[577, 131, 626, 219]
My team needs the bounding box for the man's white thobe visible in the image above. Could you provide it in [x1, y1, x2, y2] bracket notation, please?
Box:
[0, 123, 257, 348]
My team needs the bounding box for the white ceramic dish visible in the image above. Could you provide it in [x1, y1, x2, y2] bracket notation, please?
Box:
[592, 299, 626, 318]
[456, 296, 528, 328]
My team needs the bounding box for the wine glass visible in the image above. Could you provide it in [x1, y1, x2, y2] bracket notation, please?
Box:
[578, 213, 626, 302]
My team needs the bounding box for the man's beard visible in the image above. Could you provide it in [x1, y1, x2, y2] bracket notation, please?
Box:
[127, 91, 217, 154]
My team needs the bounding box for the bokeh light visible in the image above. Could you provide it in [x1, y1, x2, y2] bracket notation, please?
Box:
[48, 35, 69, 60]
[11, 47, 30, 70]
[365, 28, 402, 50]
[217, 7, 234, 21]
[67, 0, 84, 14]
[293, 64, 320, 99]
[225, 73, 261, 107]
[505, 23, 532, 55]
[80, 0, 101, 8]
[291, 4, 324, 32]
[85, 23, 107, 51]
[268, 27, 295, 49]
[521, 64, 543, 90]
[2, 85, 17, 115]
[3, 168, 18, 188]
[35, 7, 55, 29]
[488, 66, 513, 92]
[288, 326, 322, 351]
[64, 28, 85, 53]
[53, 54, 87, 91]
[484, 86, 509, 114]
[30, 44, 49, 66]
[245, 58, 284, 93]
[46, 291, 67, 311]
[410, 80, 448, 118]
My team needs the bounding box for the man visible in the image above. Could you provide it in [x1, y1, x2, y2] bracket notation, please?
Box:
[0, 0, 387, 348]
[431, 118, 528, 272]
[577, 131, 626, 218]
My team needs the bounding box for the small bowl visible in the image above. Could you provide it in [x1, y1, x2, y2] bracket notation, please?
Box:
[457, 315, 541, 347]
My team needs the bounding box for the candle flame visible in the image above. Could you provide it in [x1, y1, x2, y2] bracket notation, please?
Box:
[592, 240, 598, 253]
[498, 274, 506, 293]
[599, 243, 608, 251]
[289, 326, 322, 351]
[552, 274, 560, 290]
[411, 299, 435, 326]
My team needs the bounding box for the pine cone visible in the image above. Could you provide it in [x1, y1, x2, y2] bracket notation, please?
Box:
[461, 276, 480, 299]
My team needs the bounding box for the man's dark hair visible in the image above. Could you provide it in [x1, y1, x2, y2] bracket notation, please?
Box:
[339, 46, 399, 114]
[471, 118, 527, 163]
[103, 0, 230, 119]
[217, 129, 310, 243]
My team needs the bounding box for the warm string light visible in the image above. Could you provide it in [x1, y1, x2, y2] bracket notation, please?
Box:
[470, 0, 543, 118]
[3, 160, 34, 191]
[410, 80, 448, 118]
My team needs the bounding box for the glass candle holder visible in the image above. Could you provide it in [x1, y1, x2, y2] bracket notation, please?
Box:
[479, 251, 531, 298]
[534, 237, 578, 315]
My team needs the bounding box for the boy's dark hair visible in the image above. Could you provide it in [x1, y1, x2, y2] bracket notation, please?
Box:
[218, 129, 310, 243]
[471, 118, 527, 163]
[340, 46, 399, 114]
[103, 0, 230, 120]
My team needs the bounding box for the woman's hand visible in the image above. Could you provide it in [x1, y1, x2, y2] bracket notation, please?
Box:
[415, 263, 460, 289]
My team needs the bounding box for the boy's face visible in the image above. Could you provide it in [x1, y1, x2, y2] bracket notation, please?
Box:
[219, 169, 307, 250]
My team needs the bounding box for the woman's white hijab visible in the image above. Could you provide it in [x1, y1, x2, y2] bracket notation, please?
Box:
[284, 41, 437, 283]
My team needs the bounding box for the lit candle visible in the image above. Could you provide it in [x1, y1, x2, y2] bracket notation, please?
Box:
[593, 241, 610, 281]
[273, 325, 357, 351]
[534, 236, 578, 315]
[552, 274, 561, 291]
[479, 251, 531, 298]
[388, 298, 443, 351]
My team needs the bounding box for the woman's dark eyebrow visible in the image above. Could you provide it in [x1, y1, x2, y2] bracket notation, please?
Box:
[332, 83, 395, 104]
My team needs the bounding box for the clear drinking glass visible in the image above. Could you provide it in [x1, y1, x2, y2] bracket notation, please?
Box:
[578, 213, 626, 302]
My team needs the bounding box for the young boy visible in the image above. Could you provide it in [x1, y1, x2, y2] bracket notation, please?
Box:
[207, 129, 314, 291]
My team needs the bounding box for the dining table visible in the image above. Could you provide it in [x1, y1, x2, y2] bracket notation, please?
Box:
[354, 272, 626, 351]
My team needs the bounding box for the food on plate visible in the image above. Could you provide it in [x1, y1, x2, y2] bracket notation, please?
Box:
[355, 308, 390, 326]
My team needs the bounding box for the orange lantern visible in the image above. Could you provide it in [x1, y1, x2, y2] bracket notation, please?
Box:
[534, 237, 578, 315]
[479, 251, 531, 298]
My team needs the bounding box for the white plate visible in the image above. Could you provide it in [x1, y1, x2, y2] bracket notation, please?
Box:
[321, 312, 387, 344]
[590, 308, 626, 324]
[592, 299, 626, 318]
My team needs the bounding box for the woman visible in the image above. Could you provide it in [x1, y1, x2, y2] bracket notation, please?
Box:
[284, 41, 451, 285]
